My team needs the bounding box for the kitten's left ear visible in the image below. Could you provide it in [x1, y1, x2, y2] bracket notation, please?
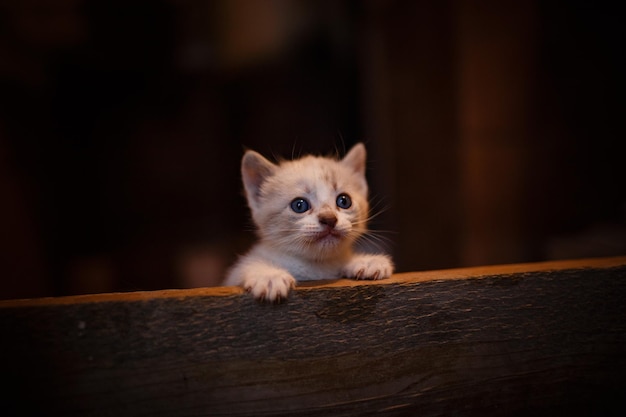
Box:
[341, 143, 367, 176]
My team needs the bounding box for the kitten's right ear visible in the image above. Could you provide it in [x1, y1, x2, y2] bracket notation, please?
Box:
[341, 142, 367, 177]
[241, 150, 277, 209]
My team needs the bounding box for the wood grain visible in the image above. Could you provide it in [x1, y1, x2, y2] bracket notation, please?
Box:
[2, 256, 626, 416]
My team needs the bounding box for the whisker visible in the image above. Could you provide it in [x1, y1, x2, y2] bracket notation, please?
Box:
[368, 199, 390, 215]
[368, 194, 391, 212]
[354, 232, 395, 253]
[363, 234, 395, 247]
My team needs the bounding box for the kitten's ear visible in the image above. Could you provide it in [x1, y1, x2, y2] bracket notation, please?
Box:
[341, 143, 367, 176]
[241, 150, 277, 209]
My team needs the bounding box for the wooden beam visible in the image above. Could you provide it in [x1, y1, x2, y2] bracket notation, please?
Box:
[2, 256, 626, 416]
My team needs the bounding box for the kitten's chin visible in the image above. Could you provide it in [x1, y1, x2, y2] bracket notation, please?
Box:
[269, 228, 357, 260]
[304, 231, 353, 258]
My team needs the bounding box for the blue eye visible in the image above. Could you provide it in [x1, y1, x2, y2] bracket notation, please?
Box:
[290, 198, 310, 213]
[336, 193, 352, 209]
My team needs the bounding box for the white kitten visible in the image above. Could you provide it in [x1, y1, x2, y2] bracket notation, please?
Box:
[224, 143, 394, 302]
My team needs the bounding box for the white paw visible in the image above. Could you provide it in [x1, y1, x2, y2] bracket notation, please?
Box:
[242, 270, 296, 302]
[343, 254, 394, 280]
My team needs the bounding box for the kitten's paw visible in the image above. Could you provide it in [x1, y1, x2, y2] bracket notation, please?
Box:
[343, 254, 394, 280]
[242, 270, 296, 302]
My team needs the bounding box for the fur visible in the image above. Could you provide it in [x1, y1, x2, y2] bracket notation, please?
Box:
[224, 143, 393, 301]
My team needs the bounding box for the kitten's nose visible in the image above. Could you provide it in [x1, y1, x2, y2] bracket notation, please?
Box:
[318, 213, 338, 229]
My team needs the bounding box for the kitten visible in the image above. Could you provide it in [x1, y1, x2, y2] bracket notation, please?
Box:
[224, 143, 393, 301]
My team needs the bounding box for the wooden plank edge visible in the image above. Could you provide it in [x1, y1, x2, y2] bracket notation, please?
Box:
[1, 255, 625, 308]
[312, 254, 626, 288]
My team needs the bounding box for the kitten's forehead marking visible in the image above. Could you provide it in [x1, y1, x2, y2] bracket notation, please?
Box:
[301, 164, 343, 196]
[295, 176, 336, 203]
[322, 167, 338, 191]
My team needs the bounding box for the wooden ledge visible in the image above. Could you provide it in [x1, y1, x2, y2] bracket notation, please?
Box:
[2, 255, 626, 416]
[2, 255, 625, 308]
[300, 255, 626, 287]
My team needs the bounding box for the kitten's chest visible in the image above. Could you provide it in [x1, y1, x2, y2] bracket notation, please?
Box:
[290, 261, 343, 281]
[254, 244, 348, 281]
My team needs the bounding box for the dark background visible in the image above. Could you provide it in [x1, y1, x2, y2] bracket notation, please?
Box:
[1, 0, 624, 299]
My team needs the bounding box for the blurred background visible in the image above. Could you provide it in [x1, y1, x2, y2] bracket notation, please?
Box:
[1, 0, 625, 300]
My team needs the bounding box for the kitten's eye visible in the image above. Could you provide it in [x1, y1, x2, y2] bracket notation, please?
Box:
[290, 198, 310, 213]
[336, 193, 352, 209]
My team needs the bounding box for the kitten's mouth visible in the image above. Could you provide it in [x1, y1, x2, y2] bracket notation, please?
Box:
[313, 229, 344, 243]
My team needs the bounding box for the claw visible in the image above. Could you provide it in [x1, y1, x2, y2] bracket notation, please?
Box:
[285, 278, 296, 289]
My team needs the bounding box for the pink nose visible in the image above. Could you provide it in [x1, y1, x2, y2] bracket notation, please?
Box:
[318, 214, 337, 228]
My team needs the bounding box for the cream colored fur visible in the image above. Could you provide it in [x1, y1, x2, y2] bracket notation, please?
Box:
[224, 143, 393, 301]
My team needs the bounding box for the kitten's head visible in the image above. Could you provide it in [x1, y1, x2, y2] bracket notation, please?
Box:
[241, 143, 369, 261]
